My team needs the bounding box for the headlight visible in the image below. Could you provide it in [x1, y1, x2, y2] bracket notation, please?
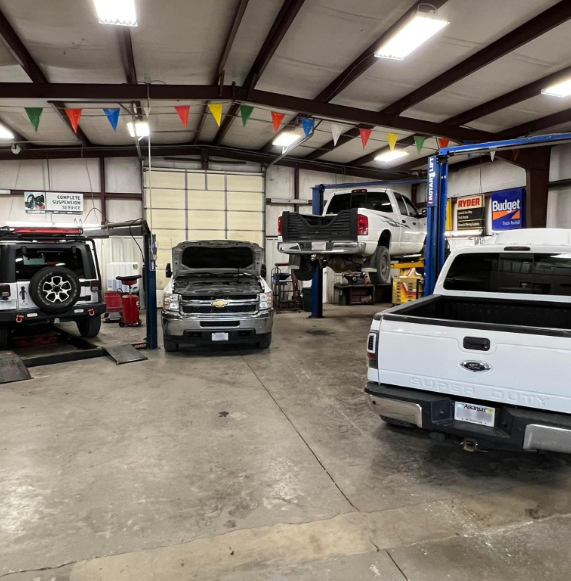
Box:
[163, 292, 180, 311]
[259, 291, 273, 310]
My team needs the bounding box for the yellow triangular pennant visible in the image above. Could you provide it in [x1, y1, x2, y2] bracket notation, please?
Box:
[208, 103, 223, 126]
[387, 133, 399, 150]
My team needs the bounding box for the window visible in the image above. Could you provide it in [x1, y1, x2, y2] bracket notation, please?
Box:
[443, 253, 571, 296]
[326, 191, 394, 214]
[15, 246, 86, 280]
[394, 193, 408, 216]
[403, 197, 420, 218]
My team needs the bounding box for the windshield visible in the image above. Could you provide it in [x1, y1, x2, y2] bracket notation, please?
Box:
[181, 246, 255, 271]
[444, 252, 571, 296]
[326, 191, 394, 214]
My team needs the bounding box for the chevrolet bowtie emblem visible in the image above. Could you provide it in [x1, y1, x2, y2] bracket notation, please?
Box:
[211, 299, 229, 308]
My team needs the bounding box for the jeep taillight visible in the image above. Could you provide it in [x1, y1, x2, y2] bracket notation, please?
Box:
[278, 216, 283, 236]
[357, 214, 368, 236]
[90, 280, 101, 292]
[0, 284, 11, 299]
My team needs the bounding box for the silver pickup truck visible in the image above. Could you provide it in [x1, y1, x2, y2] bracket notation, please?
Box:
[161, 240, 273, 352]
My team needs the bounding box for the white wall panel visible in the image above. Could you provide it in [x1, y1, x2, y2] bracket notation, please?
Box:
[145, 170, 185, 189]
[227, 174, 264, 192]
[187, 210, 225, 230]
[106, 198, 142, 223]
[227, 191, 264, 211]
[144, 188, 185, 209]
[187, 190, 225, 210]
[105, 158, 141, 193]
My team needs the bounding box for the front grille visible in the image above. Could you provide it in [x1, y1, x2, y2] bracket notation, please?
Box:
[183, 304, 257, 314]
[182, 294, 257, 301]
[200, 321, 240, 327]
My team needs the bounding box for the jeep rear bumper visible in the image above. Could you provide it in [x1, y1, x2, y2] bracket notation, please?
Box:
[0, 302, 106, 324]
[366, 382, 571, 454]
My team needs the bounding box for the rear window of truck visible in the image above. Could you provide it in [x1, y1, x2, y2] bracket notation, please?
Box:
[444, 252, 571, 296]
[326, 192, 393, 214]
[15, 246, 87, 279]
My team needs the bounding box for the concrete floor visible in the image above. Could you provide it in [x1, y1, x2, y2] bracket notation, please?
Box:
[1, 304, 571, 580]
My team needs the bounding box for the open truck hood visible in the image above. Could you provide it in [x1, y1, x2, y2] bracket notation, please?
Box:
[171, 240, 263, 277]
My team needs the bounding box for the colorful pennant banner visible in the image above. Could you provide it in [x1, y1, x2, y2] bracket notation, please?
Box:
[359, 128, 372, 149]
[26, 107, 43, 132]
[103, 108, 120, 132]
[240, 105, 254, 126]
[490, 149, 496, 162]
[387, 132, 399, 150]
[271, 111, 285, 132]
[208, 103, 223, 126]
[437, 137, 450, 149]
[464, 139, 475, 159]
[414, 135, 427, 154]
[65, 108, 82, 134]
[331, 124, 343, 146]
[301, 117, 314, 137]
[175, 106, 190, 128]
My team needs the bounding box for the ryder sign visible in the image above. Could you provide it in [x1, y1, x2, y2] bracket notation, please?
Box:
[492, 188, 524, 231]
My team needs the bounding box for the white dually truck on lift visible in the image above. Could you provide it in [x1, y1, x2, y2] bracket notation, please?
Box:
[366, 229, 571, 454]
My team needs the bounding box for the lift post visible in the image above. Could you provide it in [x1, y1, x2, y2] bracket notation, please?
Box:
[310, 179, 425, 318]
[423, 132, 571, 294]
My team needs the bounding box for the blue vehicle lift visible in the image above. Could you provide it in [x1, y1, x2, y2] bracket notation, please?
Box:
[424, 132, 571, 295]
[310, 179, 425, 318]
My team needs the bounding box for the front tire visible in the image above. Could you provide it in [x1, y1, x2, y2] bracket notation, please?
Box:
[0, 325, 9, 349]
[369, 246, 391, 285]
[292, 258, 316, 282]
[77, 316, 101, 338]
[257, 333, 272, 349]
[164, 340, 179, 352]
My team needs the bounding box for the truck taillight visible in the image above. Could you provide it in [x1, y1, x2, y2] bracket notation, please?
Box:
[278, 216, 283, 236]
[367, 332, 378, 369]
[0, 284, 10, 299]
[357, 214, 368, 236]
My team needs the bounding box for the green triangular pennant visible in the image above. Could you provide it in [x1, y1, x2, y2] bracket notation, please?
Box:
[26, 107, 43, 132]
[240, 105, 254, 127]
[414, 135, 427, 154]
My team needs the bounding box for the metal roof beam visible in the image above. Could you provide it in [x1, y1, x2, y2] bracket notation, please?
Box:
[0, 83, 494, 141]
[213, 0, 305, 145]
[382, 0, 571, 116]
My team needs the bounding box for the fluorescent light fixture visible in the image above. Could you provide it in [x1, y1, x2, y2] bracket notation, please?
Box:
[375, 13, 449, 60]
[272, 131, 302, 147]
[0, 125, 14, 140]
[127, 121, 150, 138]
[94, 0, 137, 26]
[445, 229, 483, 238]
[542, 78, 571, 98]
[375, 150, 409, 163]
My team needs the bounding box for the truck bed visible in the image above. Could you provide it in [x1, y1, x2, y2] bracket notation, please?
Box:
[383, 295, 571, 336]
[281, 209, 357, 242]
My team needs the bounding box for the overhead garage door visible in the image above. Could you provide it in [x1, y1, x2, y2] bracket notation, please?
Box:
[143, 169, 265, 301]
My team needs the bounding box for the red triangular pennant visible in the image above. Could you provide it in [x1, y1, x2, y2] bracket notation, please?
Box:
[175, 105, 190, 128]
[271, 111, 285, 133]
[437, 137, 450, 149]
[359, 128, 372, 149]
[65, 108, 82, 133]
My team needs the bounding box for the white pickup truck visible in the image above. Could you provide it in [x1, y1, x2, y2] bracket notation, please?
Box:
[366, 229, 571, 454]
[278, 188, 426, 284]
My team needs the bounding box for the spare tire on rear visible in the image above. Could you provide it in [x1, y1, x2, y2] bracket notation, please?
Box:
[29, 266, 81, 314]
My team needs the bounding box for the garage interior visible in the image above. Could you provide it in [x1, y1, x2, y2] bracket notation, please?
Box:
[2, 0, 571, 579]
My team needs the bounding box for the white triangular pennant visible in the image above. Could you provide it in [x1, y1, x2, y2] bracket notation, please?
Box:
[143, 106, 151, 118]
[490, 149, 496, 162]
[331, 124, 343, 146]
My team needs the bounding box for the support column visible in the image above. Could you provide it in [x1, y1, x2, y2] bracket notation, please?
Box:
[99, 157, 107, 225]
[311, 185, 325, 319]
[525, 147, 550, 228]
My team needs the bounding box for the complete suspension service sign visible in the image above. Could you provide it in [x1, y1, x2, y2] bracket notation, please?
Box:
[25, 192, 84, 215]
[492, 188, 524, 231]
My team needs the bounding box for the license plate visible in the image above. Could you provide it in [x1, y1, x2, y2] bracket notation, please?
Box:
[312, 241, 327, 251]
[454, 401, 495, 427]
[212, 332, 229, 342]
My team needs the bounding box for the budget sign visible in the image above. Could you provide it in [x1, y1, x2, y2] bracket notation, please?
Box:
[492, 188, 524, 231]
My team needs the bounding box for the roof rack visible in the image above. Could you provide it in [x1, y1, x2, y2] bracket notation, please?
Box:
[0, 226, 85, 239]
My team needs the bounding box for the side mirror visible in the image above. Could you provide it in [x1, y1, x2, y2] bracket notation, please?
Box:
[261, 264, 267, 278]
[165, 263, 172, 278]
[420, 208, 427, 218]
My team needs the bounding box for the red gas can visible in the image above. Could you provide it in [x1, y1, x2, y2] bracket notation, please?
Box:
[122, 293, 140, 325]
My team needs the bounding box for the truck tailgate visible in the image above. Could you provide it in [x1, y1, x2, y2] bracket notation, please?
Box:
[282, 209, 357, 242]
[375, 317, 571, 415]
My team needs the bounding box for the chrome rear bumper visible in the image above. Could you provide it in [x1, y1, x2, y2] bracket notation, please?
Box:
[366, 393, 423, 428]
[277, 241, 367, 255]
[524, 424, 571, 454]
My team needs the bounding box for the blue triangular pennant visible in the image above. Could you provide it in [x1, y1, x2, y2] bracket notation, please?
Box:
[464, 140, 475, 159]
[103, 108, 120, 132]
[301, 117, 314, 138]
